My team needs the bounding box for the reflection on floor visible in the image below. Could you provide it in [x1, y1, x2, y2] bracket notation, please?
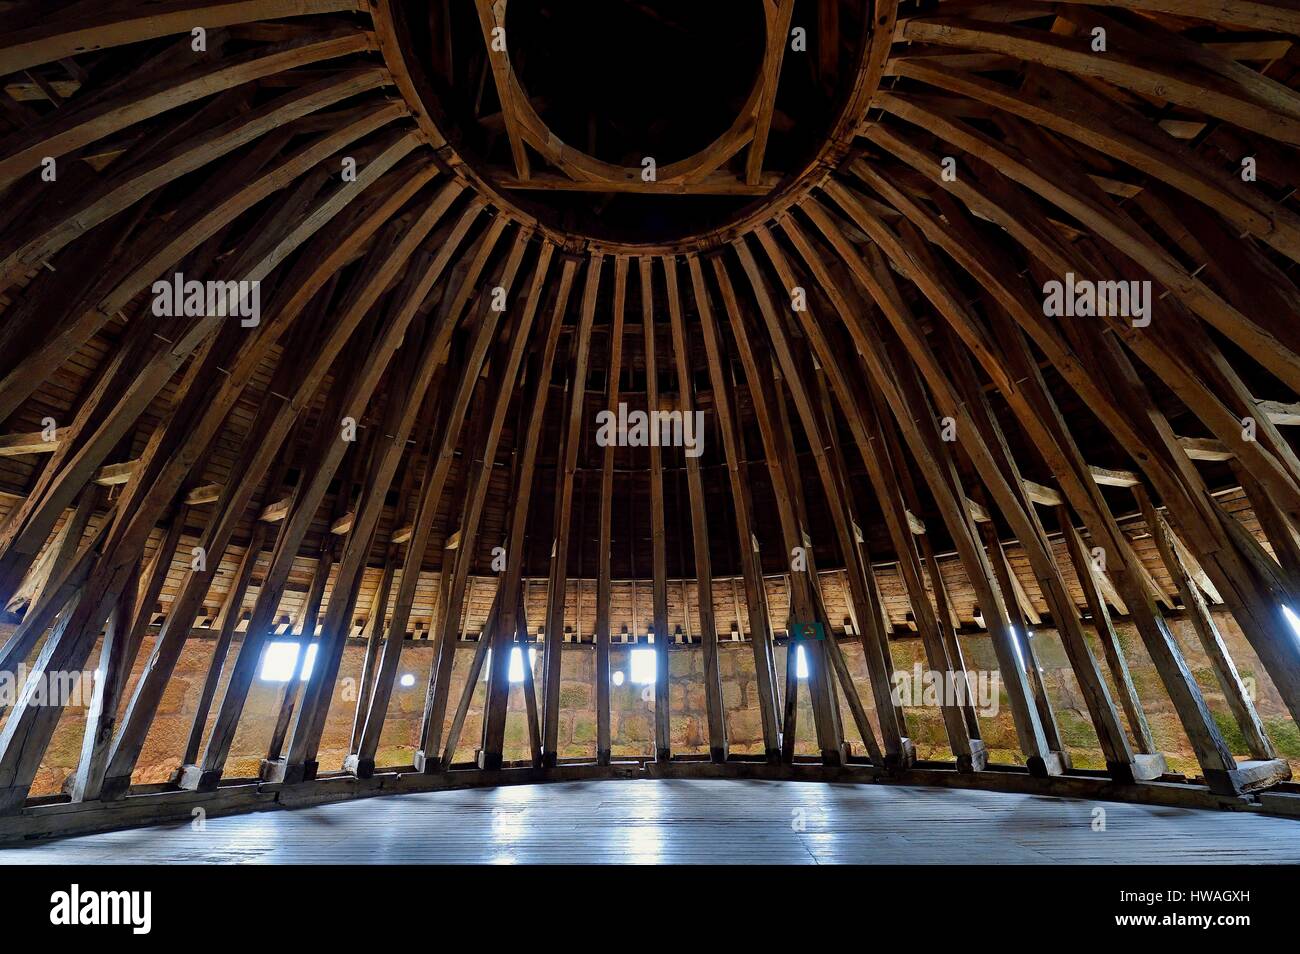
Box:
[3, 779, 1298, 864]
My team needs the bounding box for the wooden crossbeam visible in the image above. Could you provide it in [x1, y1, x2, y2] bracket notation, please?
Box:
[259, 496, 291, 523]
[1180, 436, 1234, 461]
[473, 0, 530, 180]
[1022, 479, 1063, 507]
[495, 170, 780, 195]
[0, 426, 1261, 518]
[0, 430, 60, 456]
[745, 0, 796, 185]
[1089, 465, 1141, 488]
[182, 483, 222, 506]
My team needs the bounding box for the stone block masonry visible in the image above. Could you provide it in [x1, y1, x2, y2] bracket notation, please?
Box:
[13, 604, 1299, 796]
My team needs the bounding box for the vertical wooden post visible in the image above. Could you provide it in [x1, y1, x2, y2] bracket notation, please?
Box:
[178, 420, 302, 773]
[1135, 486, 1276, 761]
[663, 255, 728, 763]
[267, 542, 334, 763]
[189, 223, 487, 791]
[529, 253, 597, 769]
[716, 252, 847, 765]
[689, 254, 781, 760]
[594, 256, 628, 765]
[800, 198, 1057, 773]
[348, 544, 399, 755]
[1058, 509, 1156, 754]
[474, 256, 574, 769]
[979, 516, 1067, 759]
[641, 257, 673, 762]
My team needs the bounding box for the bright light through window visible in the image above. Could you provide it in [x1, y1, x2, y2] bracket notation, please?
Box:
[630, 648, 656, 685]
[480, 647, 539, 682]
[1284, 606, 1300, 641]
[1010, 626, 1027, 671]
[795, 644, 809, 679]
[612, 670, 625, 686]
[508, 647, 538, 684]
[399, 673, 416, 688]
[259, 641, 317, 682]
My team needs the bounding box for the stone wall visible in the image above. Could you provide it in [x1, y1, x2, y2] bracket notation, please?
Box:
[22, 604, 1300, 796]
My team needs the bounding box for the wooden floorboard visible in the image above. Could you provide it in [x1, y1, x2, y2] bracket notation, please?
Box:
[2, 780, 1299, 864]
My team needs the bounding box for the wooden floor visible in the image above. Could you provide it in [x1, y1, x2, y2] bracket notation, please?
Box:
[3, 779, 1299, 864]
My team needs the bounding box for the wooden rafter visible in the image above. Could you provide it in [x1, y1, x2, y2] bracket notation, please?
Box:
[4, 0, 1300, 831]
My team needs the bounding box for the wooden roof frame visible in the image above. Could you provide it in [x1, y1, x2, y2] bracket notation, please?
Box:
[4, 0, 1300, 839]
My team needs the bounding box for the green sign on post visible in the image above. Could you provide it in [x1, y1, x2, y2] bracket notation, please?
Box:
[792, 621, 825, 641]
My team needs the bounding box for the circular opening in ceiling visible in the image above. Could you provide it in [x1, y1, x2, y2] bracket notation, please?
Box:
[504, 0, 765, 167]
[389, 0, 875, 248]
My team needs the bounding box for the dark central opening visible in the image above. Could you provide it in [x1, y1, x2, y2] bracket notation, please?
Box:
[505, 0, 764, 166]
[396, 0, 871, 245]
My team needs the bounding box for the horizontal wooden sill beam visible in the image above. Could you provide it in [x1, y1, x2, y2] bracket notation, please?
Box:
[493, 170, 782, 196]
[258, 497, 291, 523]
[0, 430, 61, 455]
[1179, 436, 1234, 461]
[91, 461, 135, 487]
[184, 483, 223, 506]
[1022, 479, 1063, 507]
[965, 496, 991, 523]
